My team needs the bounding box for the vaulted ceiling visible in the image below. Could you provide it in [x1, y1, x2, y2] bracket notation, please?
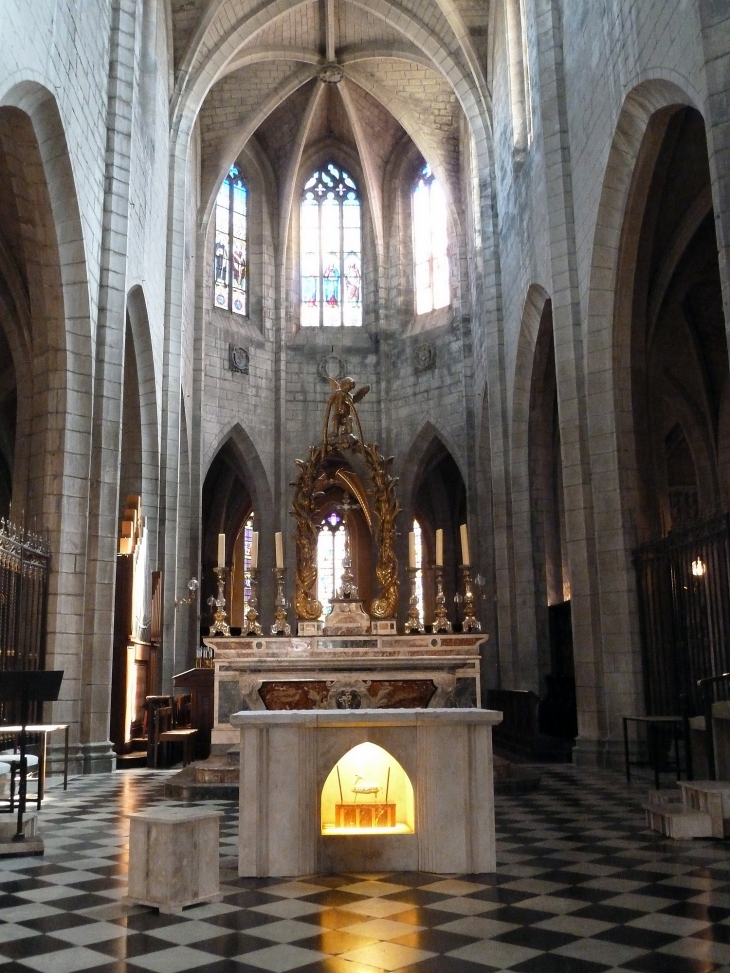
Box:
[170, 0, 492, 228]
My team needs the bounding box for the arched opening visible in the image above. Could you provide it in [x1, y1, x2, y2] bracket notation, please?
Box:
[528, 300, 575, 736]
[623, 105, 730, 718]
[311, 459, 373, 621]
[202, 441, 254, 632]
[321, 742, 415, 836]
[110, 320, 153, 755]
[409, 436, 467, 627]
[629, 107, 726, 538]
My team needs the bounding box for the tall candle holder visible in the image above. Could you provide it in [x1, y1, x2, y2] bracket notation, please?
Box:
[431, 566, 452, 633]
[405, 567, 425, 634]
[210, 566, 231, 636]
[460, 565, 481, 633]
[271, 567, 291, 636]
[244, 567, 263, 636]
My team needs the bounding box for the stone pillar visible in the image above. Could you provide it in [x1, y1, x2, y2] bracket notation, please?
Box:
[78, 0, 142, 772]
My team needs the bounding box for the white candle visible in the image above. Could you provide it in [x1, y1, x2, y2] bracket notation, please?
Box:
[460, 523, 470, 566]
[435, 529, 444, 567]
[409, 531, 416, 569]
[250, 531, 259, 570]
[275, 531, 283, 569]
[217, 533, 226, 568]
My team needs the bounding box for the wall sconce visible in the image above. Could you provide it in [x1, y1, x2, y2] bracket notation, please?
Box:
[691, 558, 706, 578]
[175, 577, 199, 606]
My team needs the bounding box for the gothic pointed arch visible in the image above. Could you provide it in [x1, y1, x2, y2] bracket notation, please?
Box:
[0, 80, 93, 742]
[400, 422, 468, 623]
[202, 424, 275, 626]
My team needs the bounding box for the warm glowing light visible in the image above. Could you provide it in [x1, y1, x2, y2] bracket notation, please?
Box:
[321, 741, 415, 836]
[692, 558, 706, 577]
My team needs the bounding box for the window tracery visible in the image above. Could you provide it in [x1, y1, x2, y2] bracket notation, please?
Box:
[301, 164, 362, 328]
[413, 164, 450, 315]
[317, 510, 347, 619]
[214, 165, 247, 316]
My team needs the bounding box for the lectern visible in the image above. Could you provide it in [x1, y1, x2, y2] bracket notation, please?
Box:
[0, 671, 63, 842]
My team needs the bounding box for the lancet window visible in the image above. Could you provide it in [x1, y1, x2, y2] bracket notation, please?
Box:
[213, 165, 247, 316]
[413, 164, 450, 315]
[301, 164, 362, 328]
[317, 510, 347, 618]
[242, 513, 255, 611]
[413, 519, 425, 624]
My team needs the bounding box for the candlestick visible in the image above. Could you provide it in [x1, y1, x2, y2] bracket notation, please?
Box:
[460, 523, 470, 566]
[244, 567, 263, 636]
[435, 529, 443, 567]
[405, 567, 425, 634]
[408, 531, 416, 569]
[460, 565, 481, 633]
[250, 531, 259, 570]
[431, 566, 452, 633]
[217, 532, 226, 568]
[275, 531, 283, 570]
[271, 567, 291, 636]
[210, 566, 231, 636]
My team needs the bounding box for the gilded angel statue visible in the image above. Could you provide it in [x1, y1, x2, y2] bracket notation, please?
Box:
[323, 377, 370, 445]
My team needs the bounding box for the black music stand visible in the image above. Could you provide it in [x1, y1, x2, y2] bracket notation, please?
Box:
[0, 671, 63, 842]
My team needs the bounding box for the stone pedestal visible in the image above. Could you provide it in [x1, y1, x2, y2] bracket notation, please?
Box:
[231, 708, 502, 877]
[127, 807, 223, 914]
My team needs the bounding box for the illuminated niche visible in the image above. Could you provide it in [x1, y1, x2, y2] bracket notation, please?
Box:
[321, 742, 415, 836]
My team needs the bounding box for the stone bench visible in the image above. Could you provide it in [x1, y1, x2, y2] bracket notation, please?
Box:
[126, 806, 223, 914]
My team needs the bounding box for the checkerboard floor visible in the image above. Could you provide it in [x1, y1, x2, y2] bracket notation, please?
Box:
[2, 767, 730, 972]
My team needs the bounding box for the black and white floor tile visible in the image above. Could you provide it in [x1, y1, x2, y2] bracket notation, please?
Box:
[1, 766, 730, 971]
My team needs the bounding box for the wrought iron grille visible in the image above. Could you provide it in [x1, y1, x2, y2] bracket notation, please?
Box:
[0, 520, 51, 722]
[634, 514, 730, 716]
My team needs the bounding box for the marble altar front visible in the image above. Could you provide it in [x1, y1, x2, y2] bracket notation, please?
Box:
[231, 708, 502, 876]
[204, 633, 487, 747]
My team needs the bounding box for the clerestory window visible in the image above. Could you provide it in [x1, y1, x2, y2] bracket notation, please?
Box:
[213, 165, 247, 316]
[413, 164, 450, 315]
[301, 164, 362, 328]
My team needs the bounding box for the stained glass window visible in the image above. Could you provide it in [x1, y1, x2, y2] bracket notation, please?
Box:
[301, 164, 361, 328]
[214, 165, 247, 316]
[317, 511, 347, 619]
[242, 513, 254, 612]
[413, 163, 449, 315]
[413, 519, 425, 625]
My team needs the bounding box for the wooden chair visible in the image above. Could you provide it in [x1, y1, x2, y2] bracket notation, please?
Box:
[151, 703, 197, 769]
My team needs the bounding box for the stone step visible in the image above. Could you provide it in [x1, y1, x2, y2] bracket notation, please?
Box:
[646, 789, 682, 807]
[643, 803, 713, 839]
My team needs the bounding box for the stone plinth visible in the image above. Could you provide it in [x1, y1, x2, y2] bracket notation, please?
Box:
[231, 707, 502, 877]
[127, 807, 223, 914]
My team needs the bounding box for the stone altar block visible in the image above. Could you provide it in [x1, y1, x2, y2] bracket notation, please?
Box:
[127, 807, 223, 913]
[230, 707, 502, 877]
[207, 633, 487, 747]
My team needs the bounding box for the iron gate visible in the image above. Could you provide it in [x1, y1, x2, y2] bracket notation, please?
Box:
[0, 520, 51, 722]
[634, 514, 730, 716]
